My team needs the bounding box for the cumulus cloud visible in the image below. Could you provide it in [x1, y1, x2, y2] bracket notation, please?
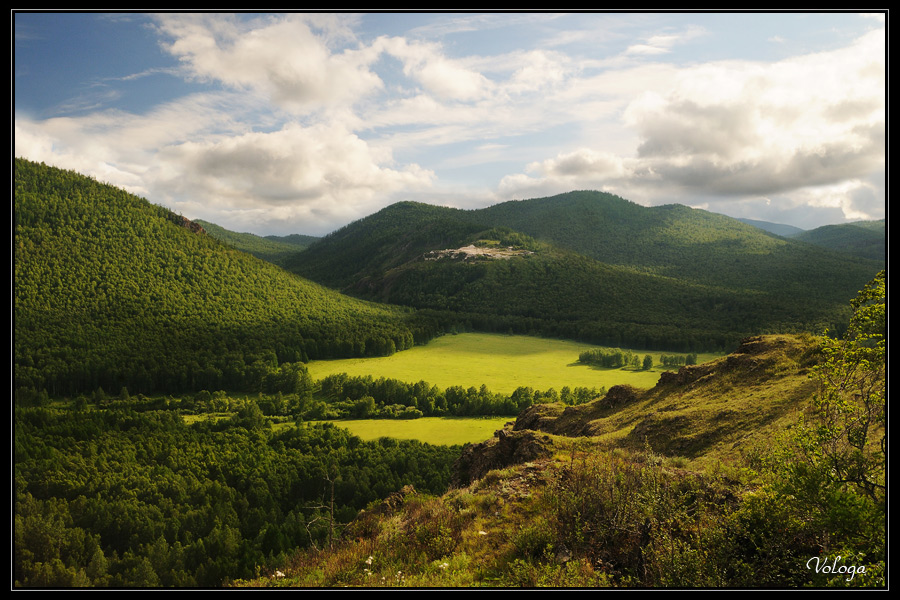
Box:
[154, 13, 383, 113]
[154, 122, 433, 215]
[502, 27, 885, 225]
[374, 36, 492, 102]
[15, 91, 261, 194]
[628, 30, 883, 193]
[529, 149, 630, 179]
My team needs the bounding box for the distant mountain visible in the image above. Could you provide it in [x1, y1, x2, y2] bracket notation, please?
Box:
[194, 219, 319, 266]
[284, 192, 882, 351]
[474, 191, 881, 290]
[736, 217, 805, 237]
[265, 232, 321, 247]
[790, 220, 885, 262]
[14, 159, 432, 396]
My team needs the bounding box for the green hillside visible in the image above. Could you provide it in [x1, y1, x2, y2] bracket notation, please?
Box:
[284, 193, 880, 351]
[12, 157, 885, 589]
[476, 191, 883, 292]
[14, 159, 435, 397]
[282, 201, 485, 288]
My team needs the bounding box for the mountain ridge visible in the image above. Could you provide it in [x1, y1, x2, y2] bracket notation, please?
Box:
[282, 192, 881, 351]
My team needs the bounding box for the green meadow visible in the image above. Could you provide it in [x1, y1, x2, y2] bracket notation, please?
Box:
[312, 416, 512, 446]
[307, 332, 720, 394]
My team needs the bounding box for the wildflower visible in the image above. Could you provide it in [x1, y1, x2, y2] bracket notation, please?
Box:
[439, 562, 449, 570]
[365, 555, 374, 565]
[478, 530, 488, 536]
[274, 570, 285, 578]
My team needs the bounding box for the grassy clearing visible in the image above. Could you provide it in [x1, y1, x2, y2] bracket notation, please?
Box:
[307, 333, 721, 394]
[310, 416, 511, 446]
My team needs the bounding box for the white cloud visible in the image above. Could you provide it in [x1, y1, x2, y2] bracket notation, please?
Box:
[152, 121, 434, 232]
[528, 148, 630, 180]
[154, 13, 383, 113]
[626, 30, 884, 194]
[374, 35, 492, 102]
[625, 25, 707, 55]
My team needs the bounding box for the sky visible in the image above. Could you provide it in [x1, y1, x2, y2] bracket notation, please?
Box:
[14, 11, 886, 236]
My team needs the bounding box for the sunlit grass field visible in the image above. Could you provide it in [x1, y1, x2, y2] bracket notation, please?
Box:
[307, 332, 721, 394]
[312, 416, 512, 446]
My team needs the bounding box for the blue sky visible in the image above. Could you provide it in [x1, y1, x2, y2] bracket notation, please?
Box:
[14, 11, 886, 236]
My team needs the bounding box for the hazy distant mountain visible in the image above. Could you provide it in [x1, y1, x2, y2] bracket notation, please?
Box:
[194, 219, 319, 266]
[736, 217, 805, 237]
[266, 232, 321, 246]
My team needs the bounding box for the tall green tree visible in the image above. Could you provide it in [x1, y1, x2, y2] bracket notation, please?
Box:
[805, 270, 885, 504]
[764, 270, 886, 586]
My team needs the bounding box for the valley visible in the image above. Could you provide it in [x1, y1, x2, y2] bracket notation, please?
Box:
[13, 158, 885, 588]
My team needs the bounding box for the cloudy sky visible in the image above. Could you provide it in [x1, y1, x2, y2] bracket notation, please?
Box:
[14, 11, 886, 236]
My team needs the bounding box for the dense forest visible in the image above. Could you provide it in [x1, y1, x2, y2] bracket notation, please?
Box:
[476, 191, 884, 291]
[14, 159, 441, 398]
[14, 403, 459, 587]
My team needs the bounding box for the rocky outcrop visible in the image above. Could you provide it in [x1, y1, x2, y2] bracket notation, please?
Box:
[178, 215, 206, 234]
[512, 403, 566, 432]
[165, 211, 206, 234]
[451, 428, 554, 487]
[599, 384, 640, 408]
[513, 385, 640, 437]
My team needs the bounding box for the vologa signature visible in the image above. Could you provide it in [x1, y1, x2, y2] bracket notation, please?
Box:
[806, 556, 866, 582]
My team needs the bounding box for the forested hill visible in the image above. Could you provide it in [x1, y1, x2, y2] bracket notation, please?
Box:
[281, 201, 485, 288]
[789, 219, 885, 262]
[475, 191, 883, 291]
[14, 158, 435, 397]
[283, 193, 881, 351]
